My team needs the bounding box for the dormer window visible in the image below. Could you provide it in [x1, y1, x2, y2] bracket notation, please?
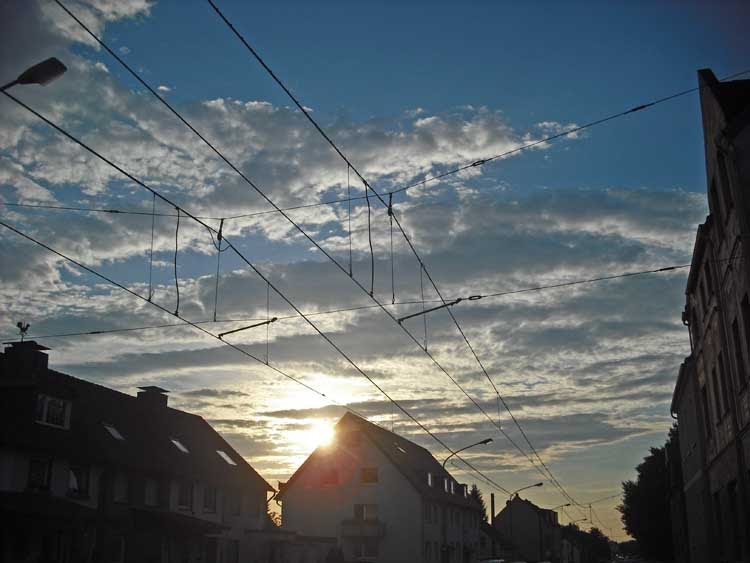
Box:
[171, 438, 189, 453]
[444, 478, 449, 493]
[35, 394, 71, 429]
[217, 450, 237, 466]
[394, 442, 407, 454]
[450, 480, 455, 495]
[463, 484, 468, 498]
[104, 424, 125, 440]
[427, 472, 434, 487]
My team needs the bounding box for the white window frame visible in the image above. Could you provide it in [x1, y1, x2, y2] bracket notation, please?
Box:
[35, 394, 71, 429]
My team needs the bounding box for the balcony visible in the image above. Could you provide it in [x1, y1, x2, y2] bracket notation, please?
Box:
[340, 518, 386, 538]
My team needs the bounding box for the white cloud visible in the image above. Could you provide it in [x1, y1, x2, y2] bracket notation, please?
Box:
[157, 85, 171, 92]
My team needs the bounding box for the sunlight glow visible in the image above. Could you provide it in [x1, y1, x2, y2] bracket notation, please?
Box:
[309, 420, 334, 448]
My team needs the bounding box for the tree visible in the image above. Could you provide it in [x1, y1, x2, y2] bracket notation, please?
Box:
[618, 442, 674, 561]
[469, 484, 488, 521]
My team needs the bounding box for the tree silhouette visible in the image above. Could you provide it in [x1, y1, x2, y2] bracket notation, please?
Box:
[618, 442, 674, 561]
[469, 483, 488, 521]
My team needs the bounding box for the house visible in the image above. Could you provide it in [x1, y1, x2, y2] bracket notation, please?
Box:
[277, 412, 484, 563]
[670, 68, 750, 562]
[0, 340, 273, 563]
[493, 495, 562, 563]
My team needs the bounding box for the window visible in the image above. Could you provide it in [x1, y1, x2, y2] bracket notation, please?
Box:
[710, 181, 724, 234]
[104, 424, 124, 441]
[742, 295, 750, 371]
[226, 540, 239, 563]
[425, 541, 432, 562]
[463, 484, 468, 498]
[432, 503, 439, 524]
[712, 368, 724, 419]
[732, 319, 747, 386]
[178, 481, 193, 509]
[113, 472, 128, 503]
[144, 478, 158, 507]
[229, 492, 241, 516]
[700, 280, 709, 312]
[342, 430, 361, 447]
[68, 465, 89, 496]
[701, 385, 713, 437]
[717, 153, 734, 213]
[427, 472, 434, 487]
[170, 438, 189, 453]
[424, 501, 432, 523]
[394, 441, 407, 454]
[108, 536, 125, 563]
[718, 353, 731, 411]
[450, 480, 455, 495]
[35, 395, 71, 429]
[28, 458, 51, 490]
[354, 538, 378, 558]
[217, 450, 237, 466]
[353, 503, 378, 521]
[443, 477, 449, 493]
[203, 486, 217, 513]
[361, 467, 378, 483]
[321, 468, 339, 486]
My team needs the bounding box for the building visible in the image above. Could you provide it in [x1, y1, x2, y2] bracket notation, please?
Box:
[670, 68, 750, 562]
[0, 340, 274, 563]
[277, 412, 484, 563]
[493, 495, 562, 563]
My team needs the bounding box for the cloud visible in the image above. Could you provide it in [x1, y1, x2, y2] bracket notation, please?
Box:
[157, 85, 171, 93]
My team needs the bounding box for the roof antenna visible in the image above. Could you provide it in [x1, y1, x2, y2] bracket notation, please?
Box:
[16, 321, 30, 342]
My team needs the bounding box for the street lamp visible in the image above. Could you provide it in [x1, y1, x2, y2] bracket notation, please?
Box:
[1, 58, 67, 92]
[442, 438, 493, 468]
[509, 482, 543, 498]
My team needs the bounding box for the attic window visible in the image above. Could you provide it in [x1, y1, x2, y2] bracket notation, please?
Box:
[217, 450, 237, 466]
[394, 442, 407, 454]
[427, 472, 434, 487]
[171, 438, 189, 453]
[450, 480, 455, 495]
[104, 424, 124, 441]
[35, 394, 71, 429]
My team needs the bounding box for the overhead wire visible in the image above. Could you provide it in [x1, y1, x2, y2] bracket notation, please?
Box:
[53, 0, 537, 498]
[204, 0, 593, 510]
[1, 85, 509, 497]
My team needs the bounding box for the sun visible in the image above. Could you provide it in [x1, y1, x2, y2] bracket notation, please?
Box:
[309, 420, 334, 448]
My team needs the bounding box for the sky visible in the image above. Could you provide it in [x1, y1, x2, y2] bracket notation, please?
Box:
[1, 0, 748, 540]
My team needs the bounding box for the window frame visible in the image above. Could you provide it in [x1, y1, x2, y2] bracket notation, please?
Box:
[203, 485, 218, 513]
[27, 457, 52, 491]
[177, 480, 193, 510]
[35, 394, 71, 429]
[67, 464, 90, 497]
[361, 466, 378, 484]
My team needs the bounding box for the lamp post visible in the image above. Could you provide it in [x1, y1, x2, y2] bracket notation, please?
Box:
[441, 438, 493, 468]
[1, 57, 67, 92]
[508, 482, 543, 555]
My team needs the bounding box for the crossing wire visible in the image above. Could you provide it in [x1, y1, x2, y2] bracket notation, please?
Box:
[205, 0, 591, 510]
[1, 89, 510, 497]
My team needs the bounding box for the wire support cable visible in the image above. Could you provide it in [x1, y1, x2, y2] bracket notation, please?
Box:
[147, 193, 156, 301]
[218, 317, 277, 339]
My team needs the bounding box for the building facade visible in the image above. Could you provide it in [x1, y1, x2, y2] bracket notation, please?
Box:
[670, 68, 750, 563]
[278, 412, 483, 563]
[493, 495, 563, 563]
[0, 340, 274, 563]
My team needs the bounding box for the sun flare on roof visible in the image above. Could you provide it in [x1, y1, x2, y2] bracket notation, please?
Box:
[309, 420, 334, 448]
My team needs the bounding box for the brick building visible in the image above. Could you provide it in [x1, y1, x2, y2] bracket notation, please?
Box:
[670, 68, 750, 563]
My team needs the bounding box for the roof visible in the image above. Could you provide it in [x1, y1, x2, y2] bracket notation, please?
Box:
[0, 348, 273, 492]
[279, 412, 482, 510]
[496, 495, 558, 524]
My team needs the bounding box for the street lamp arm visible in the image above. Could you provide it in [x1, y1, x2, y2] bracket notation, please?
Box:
[441, 438, 493, 469]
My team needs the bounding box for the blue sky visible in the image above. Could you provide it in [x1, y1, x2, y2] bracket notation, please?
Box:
[1, 0, 748, 540]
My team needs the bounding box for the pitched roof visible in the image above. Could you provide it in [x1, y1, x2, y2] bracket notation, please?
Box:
[0, 346, 272, 492]
[280, 411, 482, 510]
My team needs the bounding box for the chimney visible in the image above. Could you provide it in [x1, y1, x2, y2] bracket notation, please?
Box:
[137, 385, 169, 408]
[491, 493, 495, 525]
[2, 341, 50, 377]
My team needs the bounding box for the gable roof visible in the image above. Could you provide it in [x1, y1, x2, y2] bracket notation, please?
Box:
[279, 411, 481, 510]
[0, 344, 272, 492]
